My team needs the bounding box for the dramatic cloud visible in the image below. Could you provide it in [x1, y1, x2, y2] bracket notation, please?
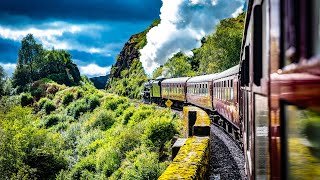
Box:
[0, 1, 162, 22]
[0, 0, 161, 77]
[79, 63, 111, 77]
[140, 0, 245, 74]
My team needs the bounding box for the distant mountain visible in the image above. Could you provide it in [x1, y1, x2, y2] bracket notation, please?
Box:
[90, 74, 109, 89]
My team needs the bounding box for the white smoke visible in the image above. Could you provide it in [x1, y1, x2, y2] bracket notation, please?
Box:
[140, 0, 245, 75]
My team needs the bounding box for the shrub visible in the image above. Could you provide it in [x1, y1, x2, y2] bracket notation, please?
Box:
[38, 97, 50, 109]
[129, 109, 153, 124]
[67, 101, 88, 119]
[62, 93, 74, 106]
[71, 155, 96, 179]
[144, 117, 178, 148]
[42, 114, 61, 128]
[87, 95, 100, 111]
[121, 106, 135, 125]
[117, 146, 165, 180]
[92, 110, 115, 131]
[75, 89, 84, 99]
[43, 100, 56, 114]
[104, 97, 128, 111]
[20, 93, 33, 107]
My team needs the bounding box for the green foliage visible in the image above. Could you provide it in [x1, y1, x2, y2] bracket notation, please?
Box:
[67, 95, 100, 119]
[85, 109, 116, 131]
[0, 106, 67, 179]
[144, 117, 178, 148]
[104, 96, 129, 111]
[41, 114, 63, 128]
[12, 34, 81, 92]
[194, 13, 245, 74]
[0, 65, 5, 96]
[107, 59, 147, 99]
[62, 93, 74, 106]
[110, 146, 166, 180]
[162, 52, 196, 78]
[152, 66, 164, 79]
[20, 92, 33, 107]
[38, 97, 56, 114]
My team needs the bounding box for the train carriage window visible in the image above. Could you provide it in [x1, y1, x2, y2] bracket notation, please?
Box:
[253, 5, 263, 86]
[284, 105, 320, 179]
[244, 46, 250, 86]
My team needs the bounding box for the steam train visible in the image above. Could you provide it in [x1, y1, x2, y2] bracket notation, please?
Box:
[143, 0, 320, 179]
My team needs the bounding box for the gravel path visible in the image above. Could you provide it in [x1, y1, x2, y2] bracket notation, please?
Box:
[209, 125, 246, 180]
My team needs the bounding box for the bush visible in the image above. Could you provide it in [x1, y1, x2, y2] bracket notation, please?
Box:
[117, 146, 165, 180]
[38, 97, 50, 109]
[87, 95, 100, 111]
[42, 114, 62, 128]
[20, 93, 33, 107]
[92, 110, 115, 131]
[62, 93, 74, 106]
[43, 100, 56, 114]
[144, 117, 178, 148]
[121, 106, 135, 125]
[104, 97, 128, 111]
[129, 109, 153, 124]
[71, 155, 96, 179]
[38, 98, 55, 114]
[67, 101, 88, 119]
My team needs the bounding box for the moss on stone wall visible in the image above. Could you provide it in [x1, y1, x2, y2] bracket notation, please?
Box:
[158, 137, 210, 180]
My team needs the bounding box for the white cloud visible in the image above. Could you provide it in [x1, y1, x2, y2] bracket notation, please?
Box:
[79, 63, 111, 77]
[231, 6, 244, 18]
[140, 0, 245, 75]
[0, 62, 16, 76]
[0, 22, 107, 54]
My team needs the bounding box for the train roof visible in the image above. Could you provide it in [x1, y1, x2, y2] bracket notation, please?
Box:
[187, 73, 219, 83]
[162, 77, 190, 84]
[212, 65, 239, 80]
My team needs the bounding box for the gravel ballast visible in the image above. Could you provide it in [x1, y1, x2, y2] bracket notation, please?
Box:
[209, 125, 246, 180]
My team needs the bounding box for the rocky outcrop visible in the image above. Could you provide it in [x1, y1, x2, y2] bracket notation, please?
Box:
[107, 19, 160, 80]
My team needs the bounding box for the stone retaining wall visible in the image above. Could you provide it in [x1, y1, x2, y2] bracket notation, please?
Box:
[158, 106, 211, 180]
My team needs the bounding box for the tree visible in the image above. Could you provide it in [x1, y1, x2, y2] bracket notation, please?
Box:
[13, 34, 43, 89]
[163, 52, 196, 78]
[12, 34, 81, 90]
[193, 13, 245, 74]
[0, 65, 5, 96]
[152, 66, 163, 79]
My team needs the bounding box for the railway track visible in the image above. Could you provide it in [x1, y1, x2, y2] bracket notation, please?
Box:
[161, 104, 246, 179]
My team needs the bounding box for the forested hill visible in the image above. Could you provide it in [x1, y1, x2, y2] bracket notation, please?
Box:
[105, 20, 160, 98]
[106, 13, 244, 98]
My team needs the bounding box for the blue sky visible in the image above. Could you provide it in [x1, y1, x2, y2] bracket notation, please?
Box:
[0, 0, 162, 77]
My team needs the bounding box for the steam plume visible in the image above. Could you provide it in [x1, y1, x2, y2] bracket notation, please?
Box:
[140, 0, 245, 75]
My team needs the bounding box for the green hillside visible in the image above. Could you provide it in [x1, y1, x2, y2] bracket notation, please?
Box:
[0, 34, 181, 179]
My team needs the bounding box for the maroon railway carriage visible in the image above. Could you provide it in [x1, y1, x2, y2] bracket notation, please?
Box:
[186, 74, 218, 110]
[212, 65, 240, 138]
[241, 0, 320, 179]
[161, 77, 190, 108]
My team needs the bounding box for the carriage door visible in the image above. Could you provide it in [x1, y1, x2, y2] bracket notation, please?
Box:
[241, 45, 253, 176]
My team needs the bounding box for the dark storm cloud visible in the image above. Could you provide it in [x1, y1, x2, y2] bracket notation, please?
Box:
[0, 38, 19, 63]
[0, 0, 162, 76]
[0, 0, 162, 24]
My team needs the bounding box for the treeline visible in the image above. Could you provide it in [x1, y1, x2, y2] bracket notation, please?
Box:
[11, 34, 80, 93]
[152, 13, 245, 78]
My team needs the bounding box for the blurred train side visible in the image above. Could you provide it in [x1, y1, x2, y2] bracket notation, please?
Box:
[241, 0, 320, 179]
